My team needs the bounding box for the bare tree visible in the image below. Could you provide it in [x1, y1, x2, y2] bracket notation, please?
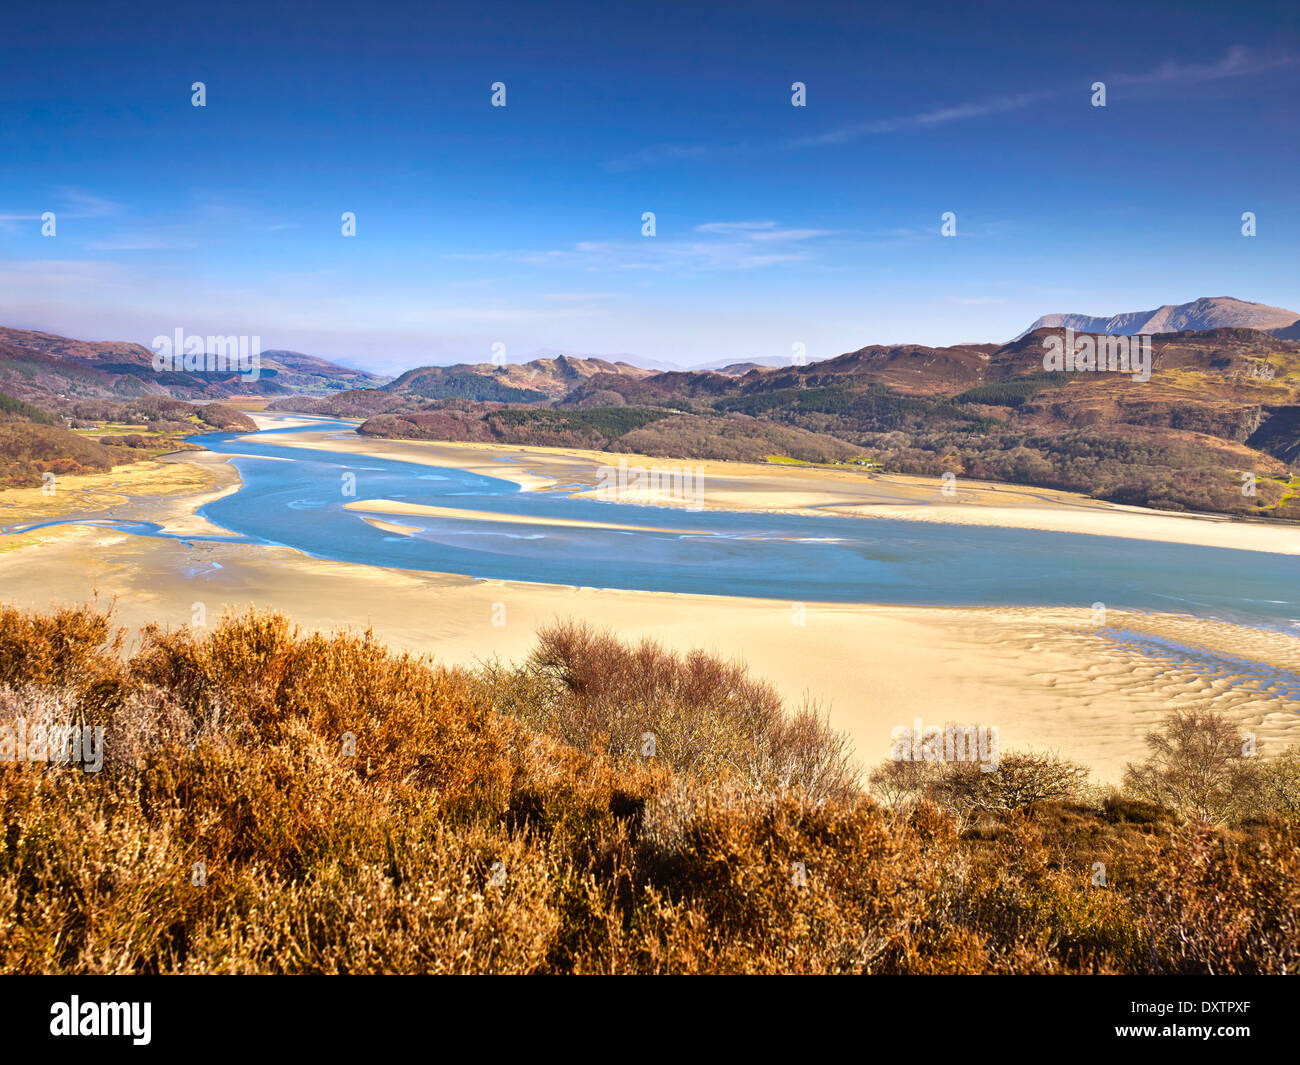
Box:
[868, 757, 941, 809]
[931, 751, 1089, 816]
[1255, 747, 1300, 818]
[1123, 711, 1257, 824]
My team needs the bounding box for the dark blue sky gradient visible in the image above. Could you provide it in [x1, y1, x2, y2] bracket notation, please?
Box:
[1, 0, 1296, 370]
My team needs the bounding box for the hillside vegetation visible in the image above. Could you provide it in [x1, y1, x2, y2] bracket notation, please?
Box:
[552, 329, 1300, 517]
[8, 316, 1299, 518]
[0, 422, 142, 488]
[0, 392, 60, 426]
[0, 327, 384, 403]
[0, 393, 255, 490]
[361, 403, 860, 463]
[1, 602, 1297, 974]
[322, 327, 1300, 517]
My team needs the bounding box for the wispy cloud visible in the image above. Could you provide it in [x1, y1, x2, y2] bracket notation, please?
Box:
[603, 91, 1050, 169]
[87, 235, 197, 251]
[605, 46, 1293, 171]
[58, 189, 122, 219]
[695, 220, 836, 241]
[451, 220, 832, 273]
[1114, 44, 1295, 86]
[0, 189, 121, 233]
[83, 196, 296, 251]
[0, 213, 39, 234]
[789, 91, 1052, 149]
[695, 220, 778, 235]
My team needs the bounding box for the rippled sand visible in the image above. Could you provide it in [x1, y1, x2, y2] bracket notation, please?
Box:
[1, 520, 1296, 783]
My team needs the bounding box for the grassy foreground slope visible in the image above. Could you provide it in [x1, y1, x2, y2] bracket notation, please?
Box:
[1, 603, 1297, 974]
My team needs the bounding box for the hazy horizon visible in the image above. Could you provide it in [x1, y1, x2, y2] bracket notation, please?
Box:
[5, 291, 1300, 377]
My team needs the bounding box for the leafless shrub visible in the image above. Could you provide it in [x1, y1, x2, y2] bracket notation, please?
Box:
[512, 620, 858, 801]
[868, 757, 942, 810]
[1253, 747, 1300, 818]
[1123, 711, 1257, 824]
[929, 751, 1090, 818]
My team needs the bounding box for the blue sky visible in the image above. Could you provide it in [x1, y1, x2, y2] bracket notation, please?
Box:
[1, 0, 1297, 372]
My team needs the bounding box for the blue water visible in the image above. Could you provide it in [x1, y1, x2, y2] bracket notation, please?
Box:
[6, 416, 1299, 630]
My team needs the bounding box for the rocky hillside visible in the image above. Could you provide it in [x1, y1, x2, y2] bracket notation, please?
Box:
[271, 354, 654, 417]
[382, 354, 652, 401]
[1017, 296, 1299, 339]
[0, 327, 386, 401]
[358, 326, 1300, 519]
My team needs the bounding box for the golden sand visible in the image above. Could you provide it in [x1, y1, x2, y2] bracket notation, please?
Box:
[0, 452, 239, 538]
[360, 516, 423, 536]
[2, 418, 1297, 784]
[1, 516, 1297, 784]
[345, 498, 713, 535]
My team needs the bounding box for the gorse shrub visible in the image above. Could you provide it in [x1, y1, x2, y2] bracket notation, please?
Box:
[0, 602, 126, 727]
[0, 603, 1297, 973]
[129, 611, 513, 804]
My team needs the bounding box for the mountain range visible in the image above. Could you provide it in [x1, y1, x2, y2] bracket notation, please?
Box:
[0, 327, 388, 403]
[527, 297, 1300, 370]
[4, 298, 1300, 521]
[1016, 296, 1300, 341]
[268, 317, 1300, 522]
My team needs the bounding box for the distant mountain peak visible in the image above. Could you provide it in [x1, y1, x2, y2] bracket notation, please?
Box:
[1016, 296, 1299, 341]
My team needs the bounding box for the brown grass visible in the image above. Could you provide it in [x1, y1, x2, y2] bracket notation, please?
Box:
[0, 602, 1297, 974]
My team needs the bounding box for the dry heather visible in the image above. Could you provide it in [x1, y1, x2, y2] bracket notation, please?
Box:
[0, 603, 1297, 974]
